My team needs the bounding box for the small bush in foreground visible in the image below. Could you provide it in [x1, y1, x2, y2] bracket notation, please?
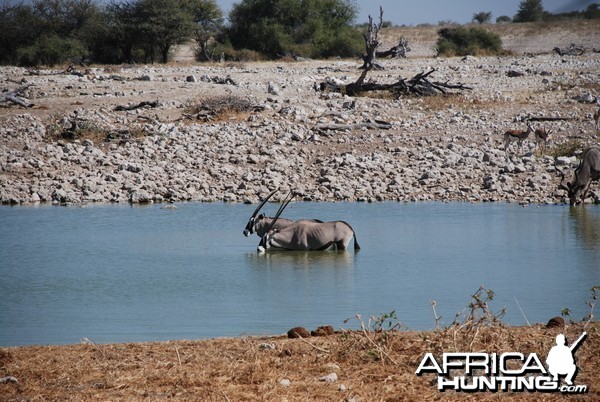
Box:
[47, 114, 146, 144]
[549, 138, 586, 158]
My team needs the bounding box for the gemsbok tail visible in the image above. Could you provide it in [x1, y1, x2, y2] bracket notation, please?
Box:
[340, 221, 360, 250]
[354, 234, 361, 250]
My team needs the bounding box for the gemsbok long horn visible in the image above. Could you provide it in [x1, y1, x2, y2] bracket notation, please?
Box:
[558, 169, 570, 192]
[263, 191, 294, 235]
[243, 189, 279, 237]
[250, 189, 278, 219]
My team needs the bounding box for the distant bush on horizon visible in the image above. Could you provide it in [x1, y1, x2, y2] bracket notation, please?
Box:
[436, 26, 504, 57]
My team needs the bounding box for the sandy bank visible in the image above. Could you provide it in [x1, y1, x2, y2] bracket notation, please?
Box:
[1, 322, 597, 400]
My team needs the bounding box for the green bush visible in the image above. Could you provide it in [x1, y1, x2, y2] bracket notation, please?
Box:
[227, 0, 361, 59]
[16, 35, 89, 66]
[436, 26, 503, 57]
[211, 43, 263, 62]
[310, 25, 363, 58]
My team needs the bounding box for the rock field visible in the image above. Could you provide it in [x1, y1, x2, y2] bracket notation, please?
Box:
[1, 50, 599, 206]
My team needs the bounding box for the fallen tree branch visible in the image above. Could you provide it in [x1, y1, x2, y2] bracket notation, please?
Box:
[553, 43, 585, 56]
[376, 38, 411, 59]
[527, 116, 573, 122]
[114, 100, 161, 111]
[320, 68, 472, 98]
[0, 84, 33, 108]
[200, 75, 237, 85]
[315, 120, 392, 133]
[65, 63, 86, 77]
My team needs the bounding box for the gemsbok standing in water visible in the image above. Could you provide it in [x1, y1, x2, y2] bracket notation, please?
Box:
[243, 189, 322, 237]
[257, 192, 360, 252]
[559, 146, 600, 206]
[504, 123, 533, 154]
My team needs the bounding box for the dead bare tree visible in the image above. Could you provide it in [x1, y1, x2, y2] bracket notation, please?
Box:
[360, 7, 411, 70]
[360, 7, 384, 70]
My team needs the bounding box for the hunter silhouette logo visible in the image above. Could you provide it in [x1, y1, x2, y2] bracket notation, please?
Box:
[546, 332, 587, 386]
[415, 331, 589, 393]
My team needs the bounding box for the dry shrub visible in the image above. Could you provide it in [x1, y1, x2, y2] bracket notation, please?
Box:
[224, 61, 247, 69]
[549, 138, 587, 158]
[47, 113, 147, 145]
[185, 95, 257, 122]
[102, 65, 122, 74]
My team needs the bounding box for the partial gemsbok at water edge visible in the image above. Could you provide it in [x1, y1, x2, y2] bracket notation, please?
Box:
[243, 189, 322, 237]
[257, 192, 360, 252]
[593, 98, 600, 132]
[559, 146, 600, 206]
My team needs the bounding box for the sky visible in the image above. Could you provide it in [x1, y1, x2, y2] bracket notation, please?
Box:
[216, 0, 597, 25]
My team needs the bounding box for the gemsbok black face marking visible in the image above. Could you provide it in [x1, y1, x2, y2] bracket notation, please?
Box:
[559, 146, 600, 206]
[243, 189, 277, 237]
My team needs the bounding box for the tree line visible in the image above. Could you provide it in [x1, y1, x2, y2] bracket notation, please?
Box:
[0, 0, 598, 67]
[0, 0, 363, 66]
[0, 0, 224, 65]
[473, 0, 600, 24]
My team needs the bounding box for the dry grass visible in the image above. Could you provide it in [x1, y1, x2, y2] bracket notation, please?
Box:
[418, 93, 500, 112]
[184, 94, 257, 122]
[46, 114, 148, 146]
[1, 321, 597, 401]
[485, 19, 600, 38]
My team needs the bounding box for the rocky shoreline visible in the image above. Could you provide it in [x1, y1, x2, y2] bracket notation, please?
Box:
[1, 53, 599, 206]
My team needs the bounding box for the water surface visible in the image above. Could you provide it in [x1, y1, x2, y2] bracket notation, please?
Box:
[0, 202, 597, 346]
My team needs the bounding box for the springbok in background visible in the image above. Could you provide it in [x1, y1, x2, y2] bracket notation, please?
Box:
[534, 126, 552, 154]
[559, 146, 600, 206]
[504, 123, 533, 154]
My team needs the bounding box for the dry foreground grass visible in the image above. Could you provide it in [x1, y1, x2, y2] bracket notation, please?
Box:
[1, 322, 598, 401]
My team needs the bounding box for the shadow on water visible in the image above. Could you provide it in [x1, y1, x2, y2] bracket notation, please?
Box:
[569, 207, 600, 250]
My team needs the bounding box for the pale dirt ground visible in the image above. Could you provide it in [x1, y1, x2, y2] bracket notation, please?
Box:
[4, 19, 600, 125]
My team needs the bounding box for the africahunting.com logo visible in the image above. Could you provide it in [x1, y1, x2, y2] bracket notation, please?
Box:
[415, 332, 588, 393]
